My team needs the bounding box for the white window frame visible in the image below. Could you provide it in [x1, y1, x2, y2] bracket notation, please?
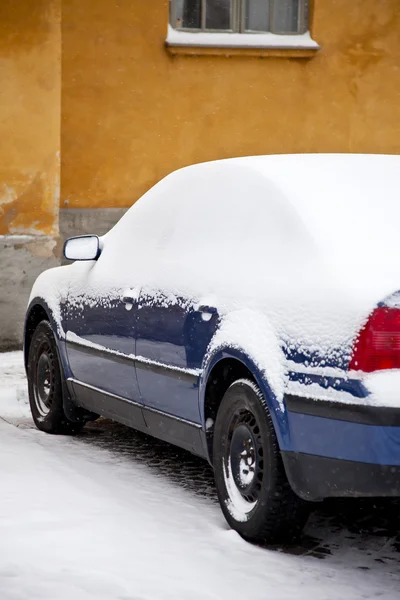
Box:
[170, 0, 310, 36]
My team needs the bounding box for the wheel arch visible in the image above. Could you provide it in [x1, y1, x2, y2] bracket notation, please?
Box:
[24, 299, 54, 370]
[24, 298, 83, 423]
[200, 348, 290, 462]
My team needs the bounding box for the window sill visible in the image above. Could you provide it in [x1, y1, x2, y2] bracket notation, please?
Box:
[165, 25, 320, 58]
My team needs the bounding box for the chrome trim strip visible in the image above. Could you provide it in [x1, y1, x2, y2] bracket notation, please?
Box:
[66, 332, 202, 380]
[67, 378, 142, 408]
[135, 353, 201, 378]
[143, 404, 202, 429]
[67, 337, 135, 367]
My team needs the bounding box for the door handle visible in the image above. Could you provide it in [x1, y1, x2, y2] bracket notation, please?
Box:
[198, 305, 217, 314]
[198, 305, 217, 321]
[122, 288, 140, 310]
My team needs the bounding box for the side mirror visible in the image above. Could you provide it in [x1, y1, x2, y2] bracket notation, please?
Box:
[63, 235, 101, 261]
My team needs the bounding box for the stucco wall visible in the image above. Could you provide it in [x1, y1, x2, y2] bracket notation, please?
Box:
[61, 0, 400, 210]
[0, 0, 61, 349]
[0, 0, 61, 236]
[1, 0, 399, 348]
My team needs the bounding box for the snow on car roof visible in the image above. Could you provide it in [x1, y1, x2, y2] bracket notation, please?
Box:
[247, 153, 400, 261]
[186, 153, 400, 257]
[160, 152, 400, 276]
[113, 153, 400, 276]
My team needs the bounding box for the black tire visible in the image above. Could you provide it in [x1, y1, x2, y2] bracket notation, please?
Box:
[27, 320, 84, 435]
[213, 378, 309, 545]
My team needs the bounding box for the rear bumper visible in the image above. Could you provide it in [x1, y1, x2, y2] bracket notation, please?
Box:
[282, 451, 400, 501]
[283, 395, 400, 500]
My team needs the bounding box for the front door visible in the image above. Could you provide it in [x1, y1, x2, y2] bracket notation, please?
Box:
[64, 262, 142, 404]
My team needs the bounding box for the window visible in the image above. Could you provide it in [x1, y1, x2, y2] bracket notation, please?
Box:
[170, 0, 309, 35]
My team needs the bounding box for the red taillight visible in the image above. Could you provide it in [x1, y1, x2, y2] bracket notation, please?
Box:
[350, 307, 400, 372]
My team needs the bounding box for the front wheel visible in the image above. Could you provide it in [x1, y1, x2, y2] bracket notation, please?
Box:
[213, 379, 309, 544]
[27, 320, 84, 435]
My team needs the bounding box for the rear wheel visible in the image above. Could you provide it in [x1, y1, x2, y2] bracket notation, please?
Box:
[27, 320, 84, 434]
[213, 379, 309, 544]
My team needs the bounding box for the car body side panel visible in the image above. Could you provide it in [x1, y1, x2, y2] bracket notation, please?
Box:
[135, 293, 219, 423]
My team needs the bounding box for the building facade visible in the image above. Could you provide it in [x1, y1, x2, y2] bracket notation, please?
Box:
[1, 0, 400, 348]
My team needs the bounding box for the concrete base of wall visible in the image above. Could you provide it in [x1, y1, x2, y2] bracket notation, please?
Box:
[0, 236, 60, 351]
[0, 209, 128, 350]
[60, 207, 128, 264]
[60, 207, 127, 240]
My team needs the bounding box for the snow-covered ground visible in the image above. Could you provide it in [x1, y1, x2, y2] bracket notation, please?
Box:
[1, 352, 400, 600]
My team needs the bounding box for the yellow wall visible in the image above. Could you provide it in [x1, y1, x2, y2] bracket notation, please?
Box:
[59, 0, 399, 209]
[0, 0, 61, 236]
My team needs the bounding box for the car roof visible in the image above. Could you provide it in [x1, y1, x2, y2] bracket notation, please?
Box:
[108, 152, 400, 290]
[197, 152, 400, 264]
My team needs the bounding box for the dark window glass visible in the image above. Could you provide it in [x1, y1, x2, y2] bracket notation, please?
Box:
[175, 0, 202, 29]
[172, 0, 305, 34]
[205, 0, 231, 30]
[271, 0, 300, 33]
[245, 0, 270, 32]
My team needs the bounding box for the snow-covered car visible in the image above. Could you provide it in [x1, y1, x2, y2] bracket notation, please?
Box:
[24, 154, 400, 544]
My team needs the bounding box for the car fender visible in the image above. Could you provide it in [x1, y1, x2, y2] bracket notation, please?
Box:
[24, 297, 66, 356]
[199, 309, 290, 449]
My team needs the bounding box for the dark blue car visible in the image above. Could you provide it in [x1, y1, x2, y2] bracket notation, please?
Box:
[24, 154, 400, 544]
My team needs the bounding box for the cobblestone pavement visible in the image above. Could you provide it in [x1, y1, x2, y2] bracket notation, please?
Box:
[78, 418, 400, 569]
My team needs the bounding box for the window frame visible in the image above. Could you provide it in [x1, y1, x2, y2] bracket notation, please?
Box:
[171, 0, 236, 33]
[170, 0, 309, 36]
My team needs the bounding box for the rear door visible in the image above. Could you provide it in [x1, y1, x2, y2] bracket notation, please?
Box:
[135, 291, 219, 423]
